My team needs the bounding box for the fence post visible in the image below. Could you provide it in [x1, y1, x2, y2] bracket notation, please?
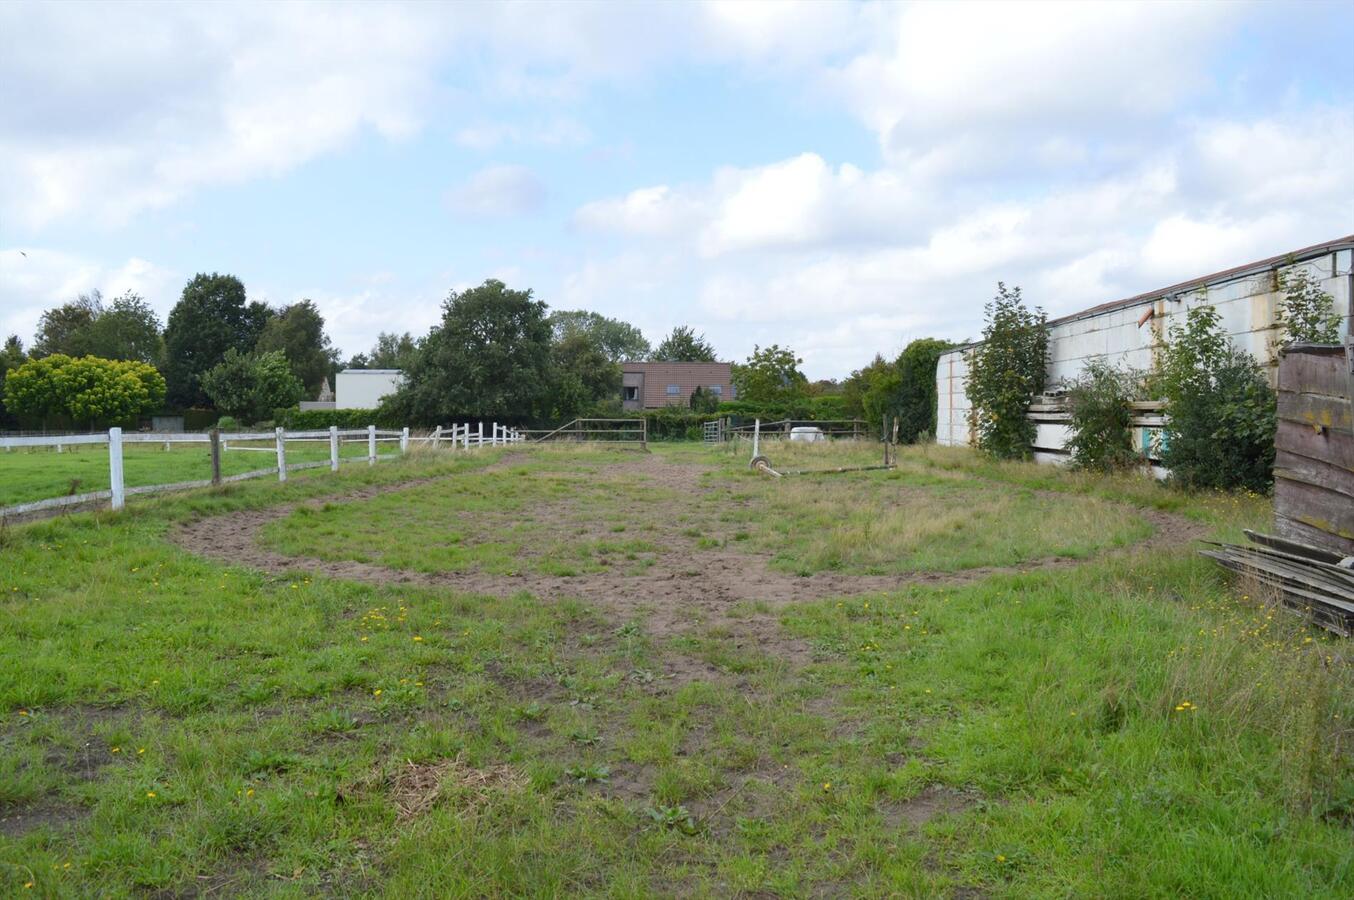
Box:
[401, 426, 410, 455]
[462, 423, 469, 450]
[368, 425, 377, 465]
[329, 425, 340, 472]
[752, 418, 760, 459]
[477, 422, 484, 447]
[210, 428, 222, 485]
[642, 416, 648, 450]
[275, 427, 287, 482]
[108, 427, 124, 510]
[432, 425, 442, 450]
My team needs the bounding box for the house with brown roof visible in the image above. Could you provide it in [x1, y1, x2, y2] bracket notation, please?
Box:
[620, 361, 734, 410]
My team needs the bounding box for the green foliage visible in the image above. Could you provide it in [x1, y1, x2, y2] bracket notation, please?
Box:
[163, 273, 272, 408]
[1153, 306, 1276, 491]
[348, 332, 421, 370]
[214, 415, 240, 432]
[1063, 360, 1142, 472]
[32, 290, 164, 364]
[201, 349, 304, 424]
[254, 299, 339, 394]
[275, 407, 401, 430]
[385, 279, 554, 424]
[3, 354, 165, 427]
[966, 283, 1048, 459]
[0, 335, 27, 426]
[548, 310, 650, 361]
[1276, 267, 1342, 345]
[550, 332, 621, 418]
[652, 325, 716, 362]
[732, 344, 808, 407]
[688, 386, 720, 413]
[895, 338, 954, 442]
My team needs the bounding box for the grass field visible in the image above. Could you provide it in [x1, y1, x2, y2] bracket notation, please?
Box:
[1, 442, 1350, 897]
[0, 438, 377, 509]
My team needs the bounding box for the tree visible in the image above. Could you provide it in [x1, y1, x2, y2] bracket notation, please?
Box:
[689, 386, 720, 413]
[201, 349, 304, 422]
[966, 283, 1048, 459]
[3, 354, 165, 428]
[1276, 267, 1342, 345]
[548, 310, 650, 362]
[1063, 360, 1142, 472]
[550, 332, 621, 418]
[652, 326, 716, 362]
[85, 292, 164, 364]
[732, 344, 808, 406]
[349, 332, 421, 370]
[1152, 305, 1275, 491]
[254, 299, 339, 395]
[32, 291, 102, 357]
[0, 335, 28, 426]
[163, 273, 271, 408]
[385, 279, 554, 423]
[895, 337, 955, 442]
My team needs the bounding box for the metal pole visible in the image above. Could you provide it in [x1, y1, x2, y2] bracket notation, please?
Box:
[275, 426, 287, 482]
[210, 428, 222, 485]
[368, 424, 376, 465]
[108, 427, 124, 510]
[329, 425, 340, 471]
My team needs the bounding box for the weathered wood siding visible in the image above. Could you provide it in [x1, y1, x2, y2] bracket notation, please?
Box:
[1274, 344, 1354, 556]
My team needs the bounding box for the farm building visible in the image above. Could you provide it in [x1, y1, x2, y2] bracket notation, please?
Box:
[936, 235, 1354, 466]
[621, 361, 734, 410]
[335, 369, 404, 410]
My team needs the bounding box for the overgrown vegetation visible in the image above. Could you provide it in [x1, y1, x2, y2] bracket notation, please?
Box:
[1063, 360, 1142, 472]
[1153, 305, 1277, 492]
[1276, 266, 1343, 344]
[965, 283, 1048, 459]
[3, 354, 166, 429]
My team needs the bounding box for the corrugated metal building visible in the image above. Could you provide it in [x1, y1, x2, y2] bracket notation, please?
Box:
[621, 362, 734, 410]
[936, 235, 1354, 462]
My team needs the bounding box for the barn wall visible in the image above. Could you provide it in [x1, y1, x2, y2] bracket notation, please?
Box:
[936, 246, 1353, 456]
[1274, 345, 1354, 555]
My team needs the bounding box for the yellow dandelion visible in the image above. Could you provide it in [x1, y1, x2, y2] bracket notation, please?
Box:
[373, 689, 382, 696]
[413, 635, 423, 642]
[146, 791, 156, 798]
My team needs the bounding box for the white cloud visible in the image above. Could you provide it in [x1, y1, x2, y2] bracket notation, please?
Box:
[447, 165, 547, 217]
[454, 118, 592, 151]
[574, 186, 705, 237]
[0, 249, 176, 343]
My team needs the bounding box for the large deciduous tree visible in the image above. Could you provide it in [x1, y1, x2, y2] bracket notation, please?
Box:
[254, 299, 339, 395]
[348, 332, 421, 370]
[32, 292, 103, 358]
[386, 279, 554, 423]
[652, 326, 716, 362]
[732, 344, 808, 406]
[0, 335, 27, 426]
[163, 273, 272, 408]
[31, 291, 164, 364]
[548, 310, 650, 362]
[550, 332, 621, 417]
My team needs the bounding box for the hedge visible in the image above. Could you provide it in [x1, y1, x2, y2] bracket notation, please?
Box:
[274, 407, 403, 430]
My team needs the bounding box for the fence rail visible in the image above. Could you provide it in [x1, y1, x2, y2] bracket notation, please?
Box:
[0, 420, 528, 521]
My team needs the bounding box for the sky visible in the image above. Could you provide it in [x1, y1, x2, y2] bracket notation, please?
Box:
[1, 0, 1351, 379]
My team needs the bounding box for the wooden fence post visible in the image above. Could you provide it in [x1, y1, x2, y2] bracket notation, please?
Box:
[275, 427, 288, 482]
[367, 425, 377, 465]
[401, 426, 410, 454]
[432, 425, 442, 450]
[492, 422, 498, 446]
[108, 426, 125, 510]
[477, 422, 484, 447]
[462, 423, 469, 450]
[210, 428, 222, 485]
[329, 425, 340, 472]
[752, 418, 760, 458]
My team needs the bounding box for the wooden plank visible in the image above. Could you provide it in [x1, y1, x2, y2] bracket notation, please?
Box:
[1277, 391, 1353, 434]
[1243, 530, 1346, 565]
[1275, 419, 1354, 474]
[1275, 512, 1354, 557]
[1275, 474, 1354, 538]
[1275, 452, 1354, 493]
[1278, 346, 1348, 397]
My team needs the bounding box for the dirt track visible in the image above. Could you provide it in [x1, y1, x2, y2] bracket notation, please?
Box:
[170, 452, 1208, 677]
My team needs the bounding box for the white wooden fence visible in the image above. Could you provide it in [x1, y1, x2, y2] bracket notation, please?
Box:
[0, 421, 525, 519]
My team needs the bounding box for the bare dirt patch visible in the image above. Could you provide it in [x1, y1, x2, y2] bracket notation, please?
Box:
[881, 784, 980, 829]
[0, 802, 88, 837]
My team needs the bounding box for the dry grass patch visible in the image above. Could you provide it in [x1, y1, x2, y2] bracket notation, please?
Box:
[387, 756, 527, 820]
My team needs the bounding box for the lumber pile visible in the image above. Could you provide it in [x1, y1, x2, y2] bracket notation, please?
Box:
[1201, 530, 1354, 637]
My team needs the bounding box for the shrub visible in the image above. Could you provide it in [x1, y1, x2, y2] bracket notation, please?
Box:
[1063, 360, 1142, 472]
[1276, 267, 1342, 345]
[275, 407, 402, 430]
[215, 415, 240, 432]
[3, 354, 165, 428]
[966, 283, 1048, 459]
[895, 338, 954, 442]
[1153, 305, 1276, 492]
[201, 349, 303, 423]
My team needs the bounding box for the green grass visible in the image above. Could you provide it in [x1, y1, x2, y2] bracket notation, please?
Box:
[1, 443, 1350, 897]
[0, 438, 374, 508]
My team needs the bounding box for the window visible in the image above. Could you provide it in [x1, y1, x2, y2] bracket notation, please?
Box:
[666, 384, 681, 396]
[709, 385, 722, 396]
[624, 386, 638, 401]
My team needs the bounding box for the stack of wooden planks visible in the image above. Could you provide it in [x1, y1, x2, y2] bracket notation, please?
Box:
[1202, 530, 1354, 637]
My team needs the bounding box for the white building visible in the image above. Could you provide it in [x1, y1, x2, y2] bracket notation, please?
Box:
[335, 369, 404, 410]
[936, 235, 1354, 460]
